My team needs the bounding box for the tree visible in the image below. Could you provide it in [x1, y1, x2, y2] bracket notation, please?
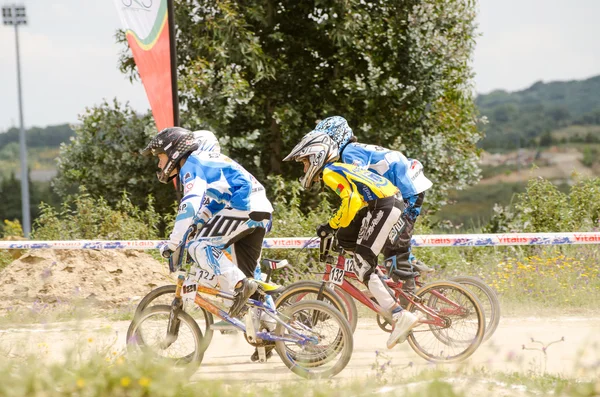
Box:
[117, 0, 482, 209]
[0, 173, 22, 223]
[52, 100, 177, 214]
[0, 171, 61, 234]
[0, 124, 74, 148]
[539, 132, 553, 147]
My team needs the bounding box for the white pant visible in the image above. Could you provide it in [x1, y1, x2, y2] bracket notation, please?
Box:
[187, 209, 271, 295]
[188, 244, 245, 299]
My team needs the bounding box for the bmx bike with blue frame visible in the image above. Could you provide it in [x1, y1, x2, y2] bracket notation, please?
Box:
[126, 223, 353, 379]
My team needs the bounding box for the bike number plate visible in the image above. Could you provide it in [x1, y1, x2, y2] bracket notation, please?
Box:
[344, 258, 356, 274]
[182, 278, 198, 302]
[330, 268, 345, 286]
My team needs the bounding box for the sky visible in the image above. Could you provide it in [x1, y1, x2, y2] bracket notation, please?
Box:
[1, 0, 600, 131]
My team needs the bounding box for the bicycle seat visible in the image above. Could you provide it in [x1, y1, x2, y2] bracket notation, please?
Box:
[391, 268, 420, 280]
[261, 258, 289, 270]
[255, 279, 285, 295]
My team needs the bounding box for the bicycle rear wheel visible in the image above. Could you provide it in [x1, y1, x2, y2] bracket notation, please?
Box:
[450, 276, 500, 342]
[275, 299, 353, 379]
[406, 281, 485, 363]
[126, 305, 204, 374]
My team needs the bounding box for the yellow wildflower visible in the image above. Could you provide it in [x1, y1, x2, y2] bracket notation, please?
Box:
[139, 377, 151, 387]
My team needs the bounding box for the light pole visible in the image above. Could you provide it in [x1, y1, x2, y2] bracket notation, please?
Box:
[2, 4, 30, 237]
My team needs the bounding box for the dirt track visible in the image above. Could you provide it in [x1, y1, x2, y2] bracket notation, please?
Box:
[1, 314, 598, 385]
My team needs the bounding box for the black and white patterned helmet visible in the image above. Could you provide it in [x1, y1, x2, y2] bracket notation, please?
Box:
[141, 127, 199, 183]
[283, 132, 339, 189]
[310, 116, 354, 151]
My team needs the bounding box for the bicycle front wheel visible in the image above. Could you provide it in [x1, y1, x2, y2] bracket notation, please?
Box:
[274, 280, 356, 333]
[406, 281, 485, 363]
[127, 284, 214, 352]
[275, 300, 353, 379]
[126, 305, 204, 374]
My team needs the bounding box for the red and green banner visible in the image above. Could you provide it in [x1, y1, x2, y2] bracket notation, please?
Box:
[114, 0, 179, 129]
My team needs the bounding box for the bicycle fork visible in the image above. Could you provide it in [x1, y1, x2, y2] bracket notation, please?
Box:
[161, 274, 185, 349]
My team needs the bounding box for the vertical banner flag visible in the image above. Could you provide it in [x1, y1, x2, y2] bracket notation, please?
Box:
[114, 0, 179, 129]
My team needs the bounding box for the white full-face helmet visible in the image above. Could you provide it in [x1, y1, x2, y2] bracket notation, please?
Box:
[192, 130, 221, 153]
[283, 132, 339, 189]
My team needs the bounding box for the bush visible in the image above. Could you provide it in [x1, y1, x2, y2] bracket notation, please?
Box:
[484, 176, 600, 233]
[52, 100, 176, 217]
[568, 177, 600, 230]
[513, 177, 568, 232]
[582, 146, 596, 167]
[1, 219, 23, 238]
[32, 186, 163, 241]
[0, 220, 24, 271]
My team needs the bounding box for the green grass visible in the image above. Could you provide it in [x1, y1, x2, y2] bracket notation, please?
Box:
[0, 348, 596, 397]
[413, 242, 600, 313]
[0, 252, 12, 272]
[0, 299, 138, 327]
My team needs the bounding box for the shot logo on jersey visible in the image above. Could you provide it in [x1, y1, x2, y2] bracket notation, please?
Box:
[199, 215, 248, 237]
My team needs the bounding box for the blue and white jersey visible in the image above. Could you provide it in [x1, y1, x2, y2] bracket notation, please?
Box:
[167, 151, 273, 246]
[341, 143, 432, 199]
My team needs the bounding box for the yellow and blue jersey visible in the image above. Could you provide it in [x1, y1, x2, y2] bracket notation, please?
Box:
[322, 162, 399, 229]
[341, 143, 433, 198]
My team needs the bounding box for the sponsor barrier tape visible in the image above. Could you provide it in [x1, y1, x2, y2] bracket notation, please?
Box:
[1, 233, 600, 250]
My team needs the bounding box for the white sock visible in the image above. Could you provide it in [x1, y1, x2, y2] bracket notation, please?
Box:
[368, 273, 396, 312]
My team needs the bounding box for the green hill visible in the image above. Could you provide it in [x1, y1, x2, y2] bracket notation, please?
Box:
[476, 75, 600, 150]
[0, 124, 74, 148]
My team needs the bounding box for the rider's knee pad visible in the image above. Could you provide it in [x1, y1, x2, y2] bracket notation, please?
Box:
[354, 252, 376, 284]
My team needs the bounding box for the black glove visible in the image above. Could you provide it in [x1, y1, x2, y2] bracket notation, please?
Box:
[316, 223, 336, 238]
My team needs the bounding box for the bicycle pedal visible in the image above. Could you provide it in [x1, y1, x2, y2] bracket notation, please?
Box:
[258, 346, 267, 362]
[251, 346, 274, 362]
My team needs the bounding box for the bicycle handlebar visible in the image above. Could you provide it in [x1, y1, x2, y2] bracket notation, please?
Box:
[168, 221, 200, 272]
[319, 234, 342, 263]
